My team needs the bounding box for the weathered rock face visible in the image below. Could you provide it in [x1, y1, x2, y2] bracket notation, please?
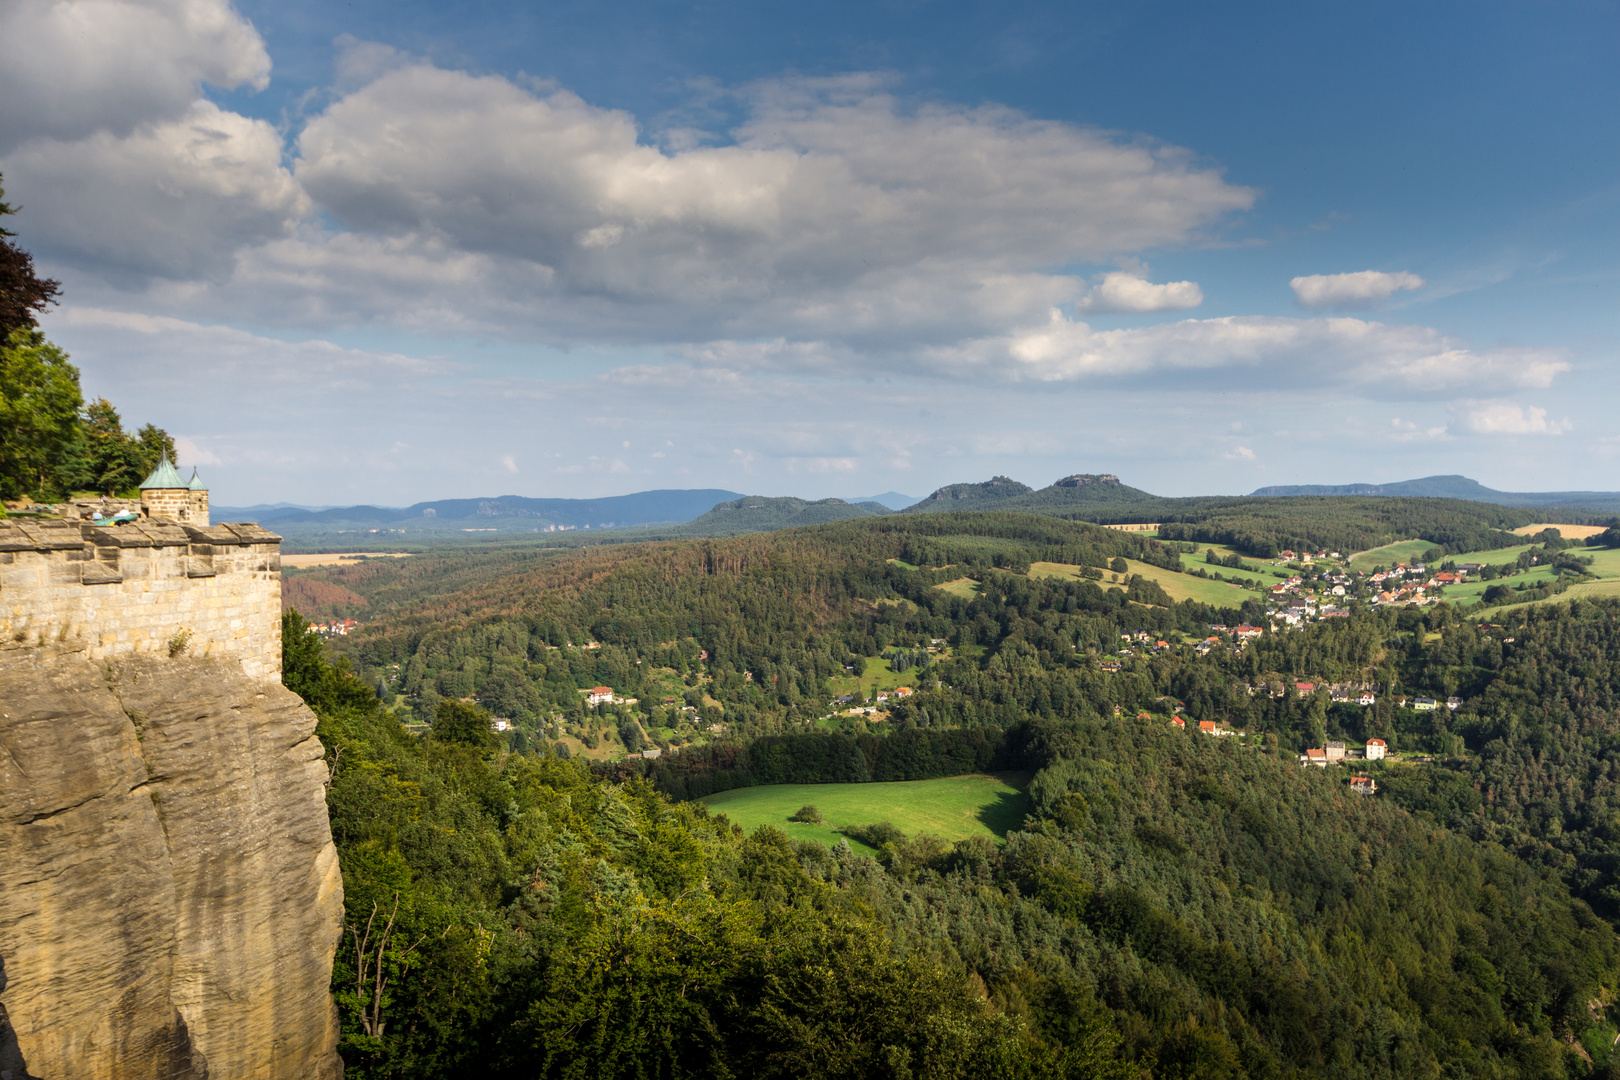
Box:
[0, 648, 343, 1080]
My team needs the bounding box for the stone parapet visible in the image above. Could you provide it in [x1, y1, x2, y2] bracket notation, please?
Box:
[0, 517, 282, 680]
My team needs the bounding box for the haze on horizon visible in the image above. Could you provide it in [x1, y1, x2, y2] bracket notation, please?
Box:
[2, 0, 1615, 508]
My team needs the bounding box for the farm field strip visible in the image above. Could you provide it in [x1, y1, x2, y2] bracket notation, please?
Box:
[1513, 523, 1610, 538]
[700, 773, 1032, 849]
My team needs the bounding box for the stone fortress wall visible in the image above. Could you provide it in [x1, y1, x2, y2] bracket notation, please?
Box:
[0, 516, 283, 680]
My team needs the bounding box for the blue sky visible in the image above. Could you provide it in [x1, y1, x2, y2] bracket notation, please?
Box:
[2, 0, 1616, 505]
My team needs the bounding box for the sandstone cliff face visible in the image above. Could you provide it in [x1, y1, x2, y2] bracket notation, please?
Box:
[0, 648, 343, 1080]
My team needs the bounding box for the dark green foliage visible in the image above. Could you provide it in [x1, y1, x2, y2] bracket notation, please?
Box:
[289, 617, 1130, 1079]
[433, 699, 498, 748]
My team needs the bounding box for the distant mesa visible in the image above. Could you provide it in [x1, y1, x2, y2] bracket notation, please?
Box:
[1054, 473, 1121, 488]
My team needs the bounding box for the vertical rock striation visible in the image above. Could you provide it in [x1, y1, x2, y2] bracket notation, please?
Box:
[0, 647, 342, 1080]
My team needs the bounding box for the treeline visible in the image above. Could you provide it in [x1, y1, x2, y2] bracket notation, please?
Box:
[629, 726, 1012, 800]
[1152, 495, 1539, 558]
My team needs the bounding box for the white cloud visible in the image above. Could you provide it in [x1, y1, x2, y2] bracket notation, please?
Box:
[1290, 270, 1425, 309]
[1388, 418, 1450, 442]
[1077, 271, 1202, 313]
[264, 62, 1253, 340]
[173, 434, 224, 466]
[929, 310, 1570, 392]
[1460, 401, 1572, 436]
[6, 101, 306, 278]
[0, 0, 269, 152]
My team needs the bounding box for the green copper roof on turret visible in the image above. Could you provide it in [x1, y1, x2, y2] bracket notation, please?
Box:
[188, 468, 206, 491]
[139, 456, 187, 489]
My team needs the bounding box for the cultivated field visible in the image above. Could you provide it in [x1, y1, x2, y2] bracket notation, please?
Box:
[1513, 523, 1610, 539]
[700, 773, 1032, 851]
[282, 552, 415, 568]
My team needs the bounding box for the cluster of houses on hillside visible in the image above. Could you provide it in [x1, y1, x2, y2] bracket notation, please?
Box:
[1260, 558, 1489, 633]
[309, 618, 360, 637]
[1300, 738, 1387, 766]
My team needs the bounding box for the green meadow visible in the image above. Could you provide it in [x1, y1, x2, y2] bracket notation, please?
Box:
[700, 773, 1032, 852]
[1028, 559, 1258, 607]
[1348, 539, 1435, 570]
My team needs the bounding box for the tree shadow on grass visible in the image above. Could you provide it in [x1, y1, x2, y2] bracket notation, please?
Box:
[978, 786, 1032, 838]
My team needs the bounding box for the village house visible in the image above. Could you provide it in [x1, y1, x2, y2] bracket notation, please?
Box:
[1358, 692, 1377, 706]
[1413, 697, 1438, 712]
[1300, 748, 1328, 767]
[1325, 741, 1346, 761]
[1446, 696, 1462, 711]
[1349, 776, 1377, 796]
[894, 687, 914, 697]
[1365, 738, 1388, 761]
[1170, 716, 1185, 729]
[586, 686, 615, 706]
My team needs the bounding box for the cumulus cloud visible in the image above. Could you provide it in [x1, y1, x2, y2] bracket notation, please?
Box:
[6, 101, 306, 278]
[928, 310, 1570, 392]
[1290, 270, 1425, 309]
[1460, 401, 1572, 436]
[1077, 271, 1203, 313]
[268, 63, 1253, 339]
[0, 0, 269, 152]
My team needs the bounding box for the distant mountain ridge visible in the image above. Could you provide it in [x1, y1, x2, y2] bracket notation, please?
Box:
[1251, 475, 1620, 513]
[234, 489, 744, 530]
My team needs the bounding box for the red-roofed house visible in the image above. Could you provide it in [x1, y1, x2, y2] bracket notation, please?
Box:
[1300, 748, 1328, 768]
[1170, 716, 1185, 729]
[1365, 738, 1388, 761]
[1350, 776, 1377, 796]
[586, 686, 615, 706]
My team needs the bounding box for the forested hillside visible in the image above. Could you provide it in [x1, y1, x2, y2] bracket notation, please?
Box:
[295, 511, 1620, 1078]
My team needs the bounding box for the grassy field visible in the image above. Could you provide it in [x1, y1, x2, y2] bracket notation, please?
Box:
[1456, 543, 1536, 565]
[825, 654, 933, 700]
[1467, 547, 1620, 615]
[935, 577, 981, 599]
[1444, 566, 1558, 606]
[1028, 559, 1256, 607]
[700, 773, 1032, 851]
[1191, 544, 1295, 582]
[1348, 539, 1433, 570]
